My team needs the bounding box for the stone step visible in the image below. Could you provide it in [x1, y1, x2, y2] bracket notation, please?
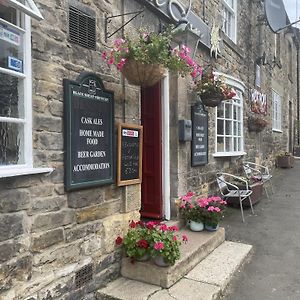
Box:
[121, 227, 225, 288]
[96, 240, 252, 300]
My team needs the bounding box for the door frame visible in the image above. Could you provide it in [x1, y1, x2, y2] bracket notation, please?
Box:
[161, 73, 170, 220]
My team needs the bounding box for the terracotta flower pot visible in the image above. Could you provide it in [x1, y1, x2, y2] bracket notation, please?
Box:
[121, 59, 165, 87]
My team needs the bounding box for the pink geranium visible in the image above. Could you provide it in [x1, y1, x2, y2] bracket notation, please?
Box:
[154, 241, 164, 251]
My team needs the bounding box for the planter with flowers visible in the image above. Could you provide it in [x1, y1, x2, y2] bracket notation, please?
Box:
[248, 116, 268, 132]
[178, 193, 227, 231]
[178, 192, 205, 231]
[201, 196, 227, 231]
[115, 220, 188, 266]
[115, 220, 153, 262]
[194, 70, 236, 107]
[102, 27, 202, 87]
[276, 152, 294, 168]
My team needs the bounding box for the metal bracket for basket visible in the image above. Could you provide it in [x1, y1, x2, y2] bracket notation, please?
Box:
[105, 10, 144, 42]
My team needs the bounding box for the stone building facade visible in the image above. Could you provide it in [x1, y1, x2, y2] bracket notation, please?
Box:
[0, 0, 298, 299]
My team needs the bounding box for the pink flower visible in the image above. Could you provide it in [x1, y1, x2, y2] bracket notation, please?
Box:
[197, 198, 209, 208]
[108, 56, 114, 65]
[146, 221, 156, 230]
[181, 44, 191, 53]
[173, 236, 177, 241]
[101, 51, 107, 60]
[129, 220, 136, 228]
[154, 242, 164, 250]
[159, 224, 168, 231]
[185, 56, 195, 66]
[186, 191, 195, 197]
[214, 207, 221, 213]
[114, 38, 125, 48]
[117, 58, 127, 70]
[137, 239, 149, 249]
[115, 236, 123, 246]
[141, 32, 149, 41]
[182, 235, 188, 243]
[169, 225, 179, 231]
[207, 206, 215, 212]
[209, 196, 222, 202]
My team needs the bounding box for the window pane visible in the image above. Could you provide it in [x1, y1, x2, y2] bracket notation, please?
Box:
[233, 121, 237, 135]
[225, 103, 232, 119]
[217, 137, 224, 152]
[237, 122, 241, 135]
[234, 138, 237, 151]
[0, 122, 24, 165]
[0, 22, 24, 72]
[217, 104, 224, 118]
[225, 137, 232, 152]
[0, 3, 17, 25]
[0, 73, 24, 118]
[217, 119, 224, 135]
[225, 120, 232, 135]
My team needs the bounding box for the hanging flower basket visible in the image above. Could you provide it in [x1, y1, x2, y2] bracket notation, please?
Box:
[121, 59, 166, 87]
[248, 116, 268, 132]
[199, 94, 224, 107]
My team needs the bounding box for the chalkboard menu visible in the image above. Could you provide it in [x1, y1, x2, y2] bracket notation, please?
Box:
[64, 73, 115, 191]
[117, 123, 143, 186]
[191, 103, 208, 166]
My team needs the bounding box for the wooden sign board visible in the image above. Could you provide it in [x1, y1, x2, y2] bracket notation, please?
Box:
[117, 123, 143, 186]
[64, 73, 115, 191]
[191, 103, 208, 166]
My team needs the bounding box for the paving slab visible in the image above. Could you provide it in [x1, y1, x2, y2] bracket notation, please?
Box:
[186, 241, 252, 291]
[121, 228, 225, 288]
[96, 277, 161, 300]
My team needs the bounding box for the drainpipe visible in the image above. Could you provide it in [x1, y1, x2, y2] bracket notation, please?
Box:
[297, 43, 300, 145]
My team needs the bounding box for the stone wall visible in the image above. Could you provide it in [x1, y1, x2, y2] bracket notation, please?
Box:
[0, 0, 142, 299]
[0, 0, 298, 299]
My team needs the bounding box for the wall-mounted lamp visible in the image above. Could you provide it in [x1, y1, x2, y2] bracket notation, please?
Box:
[171, 16, 202, 59]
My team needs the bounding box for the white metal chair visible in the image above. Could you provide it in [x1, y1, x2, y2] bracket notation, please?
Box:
[242, 161, 274, 198]
[216, 172, 254, 223]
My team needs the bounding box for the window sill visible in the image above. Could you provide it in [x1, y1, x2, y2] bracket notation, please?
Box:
[213, 151, 246, 158]
[0, 167, 54, 178]
[272, 129, 283, 133]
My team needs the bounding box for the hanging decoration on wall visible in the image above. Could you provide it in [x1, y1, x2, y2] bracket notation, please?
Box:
[210, 21, 221, 58]
[250, 89, 267, 115]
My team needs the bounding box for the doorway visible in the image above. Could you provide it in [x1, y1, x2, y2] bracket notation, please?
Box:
[140, 83, 162, 219]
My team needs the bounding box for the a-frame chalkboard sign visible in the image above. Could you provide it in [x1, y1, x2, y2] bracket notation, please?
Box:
[64, 73, 115, 191]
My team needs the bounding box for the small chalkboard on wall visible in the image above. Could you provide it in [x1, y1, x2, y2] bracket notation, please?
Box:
[117, 123, 143, 186]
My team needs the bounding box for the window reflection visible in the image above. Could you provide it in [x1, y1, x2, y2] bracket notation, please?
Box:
[0, 122, 23, 165]
[0, 73, 23, 118]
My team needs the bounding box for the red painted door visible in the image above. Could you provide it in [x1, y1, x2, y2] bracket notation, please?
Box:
[141, 83, 162, 219]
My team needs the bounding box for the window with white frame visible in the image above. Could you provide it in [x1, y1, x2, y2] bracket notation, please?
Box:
[272, 90, 282, 131]
[0, 0, 51, 177]
[215, 75, 245, 156]
[222, 0, 237, 43]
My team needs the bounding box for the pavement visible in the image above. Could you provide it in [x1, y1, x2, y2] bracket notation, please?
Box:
[221, 159, 300, 300]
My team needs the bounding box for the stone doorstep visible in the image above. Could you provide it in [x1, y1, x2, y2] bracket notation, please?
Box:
[120, 227, 225, 288]
[96, 240, 253, 300]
